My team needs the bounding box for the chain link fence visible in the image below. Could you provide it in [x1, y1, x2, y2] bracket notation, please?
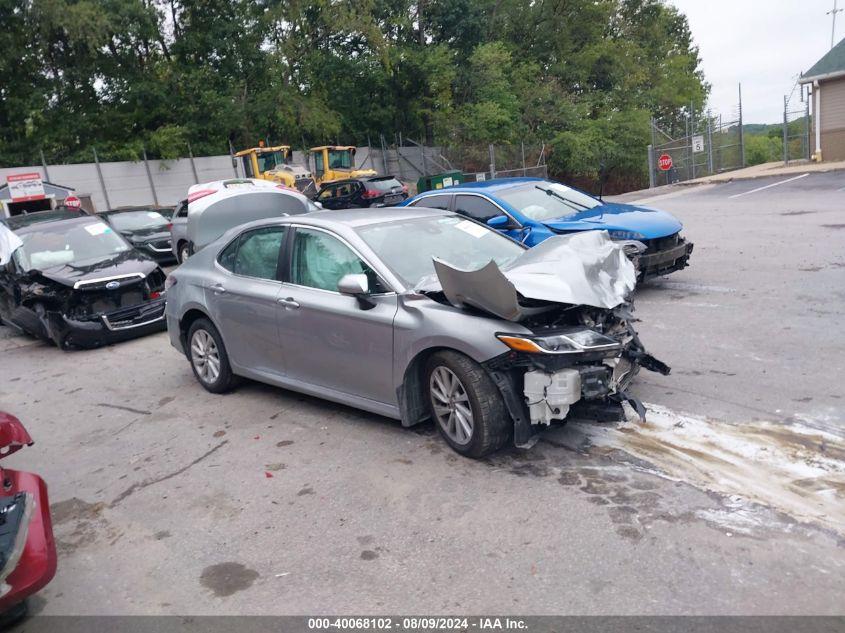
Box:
[648, 86, 745, 186]
[783, 88, 811, 164]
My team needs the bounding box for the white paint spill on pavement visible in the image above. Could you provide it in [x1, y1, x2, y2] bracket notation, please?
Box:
[560, 404, 845, 534]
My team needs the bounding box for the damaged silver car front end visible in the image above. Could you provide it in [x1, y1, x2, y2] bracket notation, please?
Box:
[422, 230, 670, 448]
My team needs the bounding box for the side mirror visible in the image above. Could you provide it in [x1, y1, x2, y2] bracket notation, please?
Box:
[337, 273, 369, 296]
[337, 273, 376, 310]
[487, 215, 518, 230]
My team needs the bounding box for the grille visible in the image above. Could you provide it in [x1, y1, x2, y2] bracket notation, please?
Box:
[644, 233, 679, 253]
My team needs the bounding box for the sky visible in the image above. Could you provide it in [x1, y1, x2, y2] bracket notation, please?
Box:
[668, 0, 843, 123]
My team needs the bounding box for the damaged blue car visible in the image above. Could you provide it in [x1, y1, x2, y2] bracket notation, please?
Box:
[402, 177, 693, 280]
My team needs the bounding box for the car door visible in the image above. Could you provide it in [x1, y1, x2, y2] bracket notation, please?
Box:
[276, 226, 397, 404]
[203, 226, 287, 376]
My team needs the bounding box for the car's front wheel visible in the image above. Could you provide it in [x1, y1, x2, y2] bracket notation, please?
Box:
[425, 351, 510, 458]
[187, 318, 236, 393]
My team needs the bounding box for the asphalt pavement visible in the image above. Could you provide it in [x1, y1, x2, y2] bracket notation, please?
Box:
[0, 170, 843, 616]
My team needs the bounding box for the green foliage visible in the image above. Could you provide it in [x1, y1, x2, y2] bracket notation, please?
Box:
[745, 134, 783, 166]
[0, 0, 709, 187]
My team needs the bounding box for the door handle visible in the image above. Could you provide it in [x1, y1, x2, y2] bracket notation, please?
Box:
[277, 297, 300, 309]
[210, 283, 226, 295]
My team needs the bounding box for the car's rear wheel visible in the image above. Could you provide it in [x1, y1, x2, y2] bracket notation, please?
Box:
[187, 318, 236, 393]
[425, 351, 510, 458]
[178, 242, 190, 264]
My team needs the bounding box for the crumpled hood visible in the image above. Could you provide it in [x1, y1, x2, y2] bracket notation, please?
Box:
[422, 230, 636, 321]
[37, 250, 159, 288]
[544, 202, 682, 239]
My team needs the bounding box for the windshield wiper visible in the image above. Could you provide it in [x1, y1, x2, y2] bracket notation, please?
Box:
[535, 185, 590, 211]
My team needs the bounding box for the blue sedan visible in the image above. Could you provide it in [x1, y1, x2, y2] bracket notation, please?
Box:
[401, 178, 693, 279]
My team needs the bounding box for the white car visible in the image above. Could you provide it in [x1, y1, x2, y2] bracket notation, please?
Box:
[177, 179, 319, 260]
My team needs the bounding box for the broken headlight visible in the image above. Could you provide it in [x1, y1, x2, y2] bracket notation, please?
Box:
[496, 329, 622, 354]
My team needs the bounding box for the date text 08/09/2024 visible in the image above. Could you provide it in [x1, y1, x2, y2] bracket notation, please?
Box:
[307, 618, 528, 630]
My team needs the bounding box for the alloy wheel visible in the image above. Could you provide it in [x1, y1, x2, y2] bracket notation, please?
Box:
[191, 329, 220, 384]
[429, 366, 474, 445]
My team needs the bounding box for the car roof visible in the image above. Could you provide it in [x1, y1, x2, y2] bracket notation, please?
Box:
[103, 206, 170, 214]
[14, 214, 105, 235]
[418, 177, 544, 195]
[233, 206, 449, 234]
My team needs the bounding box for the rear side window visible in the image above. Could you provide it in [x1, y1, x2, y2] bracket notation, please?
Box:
[218, 226, 286, 280]
[218, 237, 240, 272]
[234, 226, 286, 280]
[412, 194, 450, 210]
[454, 195, 502, 223]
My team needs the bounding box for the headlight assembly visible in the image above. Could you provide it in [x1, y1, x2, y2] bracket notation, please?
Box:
[496, 328, 622, 354]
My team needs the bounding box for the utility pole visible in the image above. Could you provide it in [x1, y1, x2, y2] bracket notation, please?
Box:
[828, 0, 842, 48]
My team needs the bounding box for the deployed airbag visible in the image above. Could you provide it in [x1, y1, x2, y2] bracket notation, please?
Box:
[431, 231, 636, 320]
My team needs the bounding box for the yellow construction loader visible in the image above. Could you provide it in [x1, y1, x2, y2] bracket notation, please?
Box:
[234, 144, 317, 197]
[308, 146, 377, 186]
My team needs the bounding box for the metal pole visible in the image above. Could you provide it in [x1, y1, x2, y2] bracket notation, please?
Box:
[420, 141, 428, 176]
[228, 140, 238, 178]
[142, 147, 159, 206]
[690, 101, 696, 180]
[92, 147, 111, 211]
[396, 133, 405, 180]
[707, 113, 714, 174]
[39, 149, 51, 182]
[187, 142, 199, 184]
[521, 141, 527, 176]
[379, 134, 389, 175]
[805, 98, 811, 160]
[647, 144, 656, 188]
[738, 83, 745, 168]
[783, 95, 789, 165]
[489, 144, 496, 179]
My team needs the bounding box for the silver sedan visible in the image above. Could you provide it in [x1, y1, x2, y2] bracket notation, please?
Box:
[164, 208, 668, 457]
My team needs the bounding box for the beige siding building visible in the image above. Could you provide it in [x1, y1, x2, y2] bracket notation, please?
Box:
[801, 38, 845, 161]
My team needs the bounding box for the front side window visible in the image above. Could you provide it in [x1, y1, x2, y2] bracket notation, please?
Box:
[291, 228, 381, 292]
[242, 156, 255, 178]
[231, 226, 286, 280]
[454, 195, 503, 223]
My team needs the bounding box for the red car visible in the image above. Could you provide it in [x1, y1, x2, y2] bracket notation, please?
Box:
[0, 412, 57, 622]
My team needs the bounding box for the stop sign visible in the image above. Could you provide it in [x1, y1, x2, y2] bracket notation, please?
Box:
[657, 153, 673, 171]
[64, 195, 81, 209]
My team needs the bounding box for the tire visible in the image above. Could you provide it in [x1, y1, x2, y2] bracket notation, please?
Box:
[186, 318, 237, 393]
[424, 350, 511, 458]
[178, 242, 190, 264]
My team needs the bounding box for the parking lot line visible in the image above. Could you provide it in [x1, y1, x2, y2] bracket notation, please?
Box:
[728, 173, 809, 199]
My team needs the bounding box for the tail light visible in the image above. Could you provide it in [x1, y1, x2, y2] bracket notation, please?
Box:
[362, 189, 380, 199]
[149, 291, 161, 299]
[166, 223, 172, 231]
[187, 189, 217, 203]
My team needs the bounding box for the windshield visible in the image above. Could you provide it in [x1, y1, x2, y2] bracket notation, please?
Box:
[497, 182, 601, 222]
[14, 221, 130, 271]
[328, 149, 353, 170]
[356, 215, 524, 287]
[257, 150, 287, 172]
[107, 211, 169, 232]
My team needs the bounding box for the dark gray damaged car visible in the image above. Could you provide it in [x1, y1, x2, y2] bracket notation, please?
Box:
[164, 207, 669, 457]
